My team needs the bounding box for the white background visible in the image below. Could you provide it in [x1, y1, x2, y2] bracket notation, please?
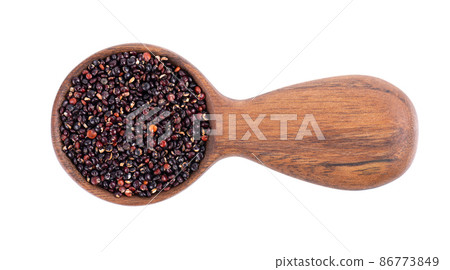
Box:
[1, 1, 449, 269]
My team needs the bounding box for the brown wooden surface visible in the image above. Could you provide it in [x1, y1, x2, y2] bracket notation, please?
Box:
[51, 43, 418, 206]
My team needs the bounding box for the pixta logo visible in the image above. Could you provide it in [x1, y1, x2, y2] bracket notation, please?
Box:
[126, 104, 325, 150]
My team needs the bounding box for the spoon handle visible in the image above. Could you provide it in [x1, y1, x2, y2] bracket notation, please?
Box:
[214, 75, 417, 189]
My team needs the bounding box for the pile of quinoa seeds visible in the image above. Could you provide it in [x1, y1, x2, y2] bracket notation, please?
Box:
[59, 51, 210, 198]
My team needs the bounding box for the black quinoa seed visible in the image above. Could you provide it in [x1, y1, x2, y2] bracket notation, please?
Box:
[59, 51, 210, 197]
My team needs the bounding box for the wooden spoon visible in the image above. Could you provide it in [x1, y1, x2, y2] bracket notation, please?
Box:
[51, 43, 418, 206]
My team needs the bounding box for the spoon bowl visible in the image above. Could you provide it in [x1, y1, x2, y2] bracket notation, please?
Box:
[52, 43, 222, 205]
[52, 43, 418, 206]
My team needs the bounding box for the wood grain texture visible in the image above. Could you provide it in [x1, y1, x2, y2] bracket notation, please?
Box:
[51, 43, 418, 206]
